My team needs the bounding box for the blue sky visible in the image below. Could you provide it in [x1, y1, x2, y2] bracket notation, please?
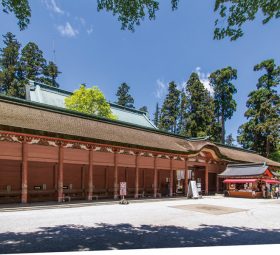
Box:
[1, 0, 279, 143]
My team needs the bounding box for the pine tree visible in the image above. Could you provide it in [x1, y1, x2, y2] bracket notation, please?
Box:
[177, 89, 187, 135]
[153, 102, 160, 127]
[115, 82, 134, 108]
[209, 67, 237, 144]
[139, 106, 148, 113]
[185, 73, 214, 138]
[20, 42, 46, 82]
[40, 61, 61, 87]
[0, 32, 25, 98]
[158, 81, 180, 133]
[238, 59, 280, 157]
[225, 133, 235, 146]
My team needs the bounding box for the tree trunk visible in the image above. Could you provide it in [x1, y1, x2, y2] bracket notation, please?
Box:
[266, 137, 270, 157]
[221, 111, 225, 144]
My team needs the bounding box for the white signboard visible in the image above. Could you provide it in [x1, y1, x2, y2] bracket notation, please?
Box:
[120, 182, 127, 196]
[187, 180, 199, 199]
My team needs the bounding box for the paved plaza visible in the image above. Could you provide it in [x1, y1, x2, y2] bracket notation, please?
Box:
[0, 196, 280, 253]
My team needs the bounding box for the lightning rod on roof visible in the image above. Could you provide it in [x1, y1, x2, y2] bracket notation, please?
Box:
[52, 40, 56, 63]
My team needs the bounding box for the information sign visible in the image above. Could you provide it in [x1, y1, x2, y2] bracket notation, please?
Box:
[120, 182, 127, 196]
[187, 180, 199, 199]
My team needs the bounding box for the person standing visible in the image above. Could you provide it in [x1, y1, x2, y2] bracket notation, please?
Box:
[261, 183, 266, 198]
[276, 186, 279, 199]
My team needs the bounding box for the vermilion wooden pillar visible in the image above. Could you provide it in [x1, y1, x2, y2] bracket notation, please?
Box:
[205, 164, 209, 195]
[21, 140, 28, 203]
[134, 153, 139, 198]
[88, 148, 93, 201]
[105, 167, 109, 191]
[113, 150, 119, 199]
[169, 157, 173, 197]
[53, 164, 58, 190]
[153, 156, 158, 198]
[58, 145, 64, 202]
[216, 175, 219, 193]
[184, 159, 189, 196]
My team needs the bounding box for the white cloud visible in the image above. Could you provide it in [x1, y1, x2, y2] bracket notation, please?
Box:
[57, 22, 79, 38]
[87, 26, 94, 35]
[155, 79, 168, 99]
[80, 17, 86, 26]
[44, 0, 64, 14]
[195, 67, 213, 94]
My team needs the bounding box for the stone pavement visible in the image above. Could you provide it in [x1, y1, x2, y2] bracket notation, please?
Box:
[0, 196, 280, 253]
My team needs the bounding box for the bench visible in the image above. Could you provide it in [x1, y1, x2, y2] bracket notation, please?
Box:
[0, 190, 21, 203]
[63, 189, 85, 201]
[92, 188, 109, 200]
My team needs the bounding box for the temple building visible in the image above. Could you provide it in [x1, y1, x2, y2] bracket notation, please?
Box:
[26, 81, 157, 129]
[0, 88, 279, 204]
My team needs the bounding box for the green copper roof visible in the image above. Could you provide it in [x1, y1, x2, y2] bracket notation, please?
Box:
[28, 81, 157, 129]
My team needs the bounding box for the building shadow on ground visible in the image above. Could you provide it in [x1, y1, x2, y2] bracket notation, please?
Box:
[0, 223, 280, 253]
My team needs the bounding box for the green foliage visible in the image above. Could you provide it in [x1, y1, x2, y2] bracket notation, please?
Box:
[225, 133, 235, 146]
[20, 42, 46, 82]
[209, 66, 237, 144]
[40, 61, 61, 88]
[0, 32, 25, 98]
[115, 82, 135, 108]
[177, 89, 188, 135]
[153, 102, 160, 127]
[158, 81, 180, 133]
[184, 73, 215, 138]
[214, 0, 280, 41]
[97, 0, 279, 40]
[2, 0, 279, 41]
[0, 32, 61, 98]
[269, 150, 280, 163]
[139, 105, 148, 113]
[238, 59, 280, 157]
[65, 84, 117, 120]
[1, 0, 31, 30]
[97, 0, 178, 31]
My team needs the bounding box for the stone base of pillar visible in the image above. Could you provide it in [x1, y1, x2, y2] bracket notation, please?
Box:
[134, 194, 138, 199]
[21, 194, 28, 203]
[87, 194, 93, 201]
[114, 194, 118, 200]
[58, 196, 64, 202]
[58, 192, 64, 202]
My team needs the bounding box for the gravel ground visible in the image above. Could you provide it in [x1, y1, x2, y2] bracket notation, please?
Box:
[0, 196, 280, 253]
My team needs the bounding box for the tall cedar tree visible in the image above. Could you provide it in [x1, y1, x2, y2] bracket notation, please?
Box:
[153, 102, 160, 127]
[20, 42, 46, 82]
[209, 67, 237, 144]
[158, 81, 180, 133]
[115, 82, 134, 108]
[177, 89, 188, 135]
[0, 32, 25, 98]
[40, 61, 61, 88]
[185, 73, 214, 138]
[238, 59, 280, 157]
